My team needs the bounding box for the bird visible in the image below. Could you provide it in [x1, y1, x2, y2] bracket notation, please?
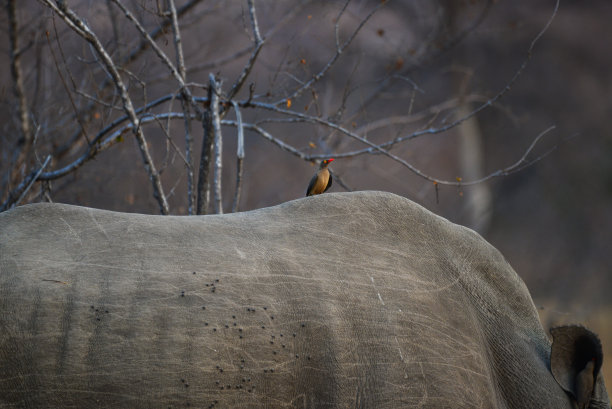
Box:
[575, 358, 596, 409]
[306, 158, 334, 196]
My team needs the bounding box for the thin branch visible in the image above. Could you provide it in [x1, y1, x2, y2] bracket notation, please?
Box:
[40, 0, 170, 214]
[110, 0, 204, 119]
[6, 0, 33, 187]
[226, 0, 265, 101]
[14, 155, 51, 206]
[242, 100, 556, 186]
[55, 0, 202, 157]
[46, 25, 91, 144]
[1, 155, 51, 211]
[222, 121, 307, 160]
[231, 101, 245, 213]
[211, 75, 224, 214]
[168, 0, 195, 214]
[274, 0, 386, 106]
[11, 112, 192, 186]
[196, 80, 215, 215]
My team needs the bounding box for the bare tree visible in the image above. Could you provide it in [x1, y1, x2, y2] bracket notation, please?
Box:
[0, 0, 559, 215]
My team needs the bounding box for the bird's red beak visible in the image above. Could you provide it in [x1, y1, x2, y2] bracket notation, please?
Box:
[328, 158, 334, 163]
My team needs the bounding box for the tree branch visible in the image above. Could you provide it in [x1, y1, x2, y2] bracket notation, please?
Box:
[167, 0, 195, 214]
[226, 0, 264, 101]
[196, 80, 215, 214]
[211, 76, 224, 214]
[40, 0, 170, 214]
[231, 101, 245, 213]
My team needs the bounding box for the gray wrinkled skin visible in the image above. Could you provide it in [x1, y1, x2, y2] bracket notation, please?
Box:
[0, 191, 609, 408]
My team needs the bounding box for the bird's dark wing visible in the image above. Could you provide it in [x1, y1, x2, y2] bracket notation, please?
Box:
[323, 170, 333, 192]
[306, 174, 318, 196]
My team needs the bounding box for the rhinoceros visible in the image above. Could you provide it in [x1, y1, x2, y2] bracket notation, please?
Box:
[0, 191, 608, 409]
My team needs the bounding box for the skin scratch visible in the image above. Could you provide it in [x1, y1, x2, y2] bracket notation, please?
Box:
[369, 276, 385, 305]
[42, 279, 69, 285]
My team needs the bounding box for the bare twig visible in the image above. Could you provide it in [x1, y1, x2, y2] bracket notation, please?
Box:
[46, 24, 91, 144]
[14, 155, 51, 206]
[211, 76, 224, 214]
[167, 0, 195, 214]
[40, 0, 170, 214]
[54, 0, 202, 158]
[110, 0, 204, 119]
[196, 79, 215, 215]
[221, 121, 306, 160]
[242, 100, 557, 186]
[276, 0, 386, 106]
[1, 155, 51, 211]
[231, 101, 245, 213]
[226, 0, 264, 101]
[6, 0, 33, 184]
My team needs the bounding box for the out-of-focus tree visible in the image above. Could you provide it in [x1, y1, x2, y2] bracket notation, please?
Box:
[0, 0, 558, 217]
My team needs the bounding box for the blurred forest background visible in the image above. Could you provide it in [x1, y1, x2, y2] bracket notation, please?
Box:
[1, 0, 610, 384]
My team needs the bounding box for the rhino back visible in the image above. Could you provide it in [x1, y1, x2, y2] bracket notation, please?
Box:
[0, 191, 570, 408]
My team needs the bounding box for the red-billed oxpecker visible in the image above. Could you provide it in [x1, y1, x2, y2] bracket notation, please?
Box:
[306, 158, 334, 196]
